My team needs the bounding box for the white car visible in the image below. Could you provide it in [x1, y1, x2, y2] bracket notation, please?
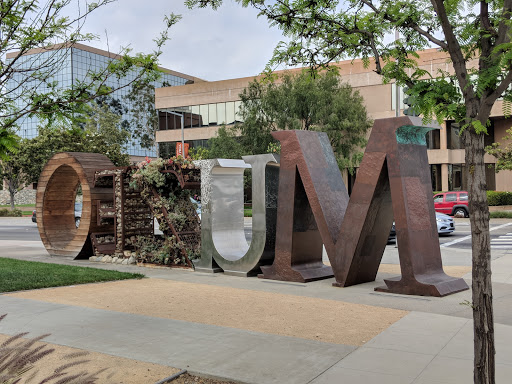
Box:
[389, 211, 454, 243]
[436, 211, 455, 235]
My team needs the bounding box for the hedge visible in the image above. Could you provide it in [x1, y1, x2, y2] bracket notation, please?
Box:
[487, 191, 512, 206]
[489, 211, 512, 218]
[0, 208, 22, 217]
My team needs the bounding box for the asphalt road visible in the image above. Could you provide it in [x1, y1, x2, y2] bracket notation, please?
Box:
[0, 217, 40, 241]
[439, 219, 512, 250]
[1, 217, 512, 251]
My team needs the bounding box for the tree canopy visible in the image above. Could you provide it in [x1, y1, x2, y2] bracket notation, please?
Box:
[13, 126, 129, 185]
[0, 128, 19, 161]
[237, 70, 372, 170]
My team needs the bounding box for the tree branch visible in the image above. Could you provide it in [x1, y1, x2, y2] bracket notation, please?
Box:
[431, 0, 475, 107]
[360, 0, 448, 49]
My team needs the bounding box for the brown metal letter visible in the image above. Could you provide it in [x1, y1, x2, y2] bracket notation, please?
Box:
[331, 116, 469, 296]
[259, 130, 349, 282]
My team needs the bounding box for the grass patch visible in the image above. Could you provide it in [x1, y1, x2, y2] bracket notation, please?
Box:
[0, 258, 144, 293]
[0, 204, 35, 208]
[490, 211, 512, 219]
[244, 208, 252, 217]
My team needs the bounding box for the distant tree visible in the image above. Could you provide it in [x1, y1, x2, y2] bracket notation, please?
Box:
[125, 80, 160, 151]
[238, 70, 372, 170]
[84, 101, 130, 148]
[486, 129, 512, 171]
[207, 126, 246, 160]
[0, 156, 24, 210]
[14, 126, 129, 186]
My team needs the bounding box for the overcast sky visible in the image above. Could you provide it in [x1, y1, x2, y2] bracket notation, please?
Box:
[82, 0, 289, 81]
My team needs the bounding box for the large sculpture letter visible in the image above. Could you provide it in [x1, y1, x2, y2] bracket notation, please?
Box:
[194, 155, 279, 276]
[36, 152, 114, 258]
[331, 116, 469, 296]
[259, 131, 349, 282]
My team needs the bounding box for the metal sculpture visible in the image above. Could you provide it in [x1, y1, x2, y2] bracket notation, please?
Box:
[331, 116, 469, 296]
[36, 152, 114, 258]
[193, 155, 280, 276]
[259, 131, 349, 282]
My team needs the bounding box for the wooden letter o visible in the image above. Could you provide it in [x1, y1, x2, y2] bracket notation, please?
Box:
[36, 152, 114, 258]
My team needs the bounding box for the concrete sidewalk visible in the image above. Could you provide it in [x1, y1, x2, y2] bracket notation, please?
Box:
[2, 233, 512, 383]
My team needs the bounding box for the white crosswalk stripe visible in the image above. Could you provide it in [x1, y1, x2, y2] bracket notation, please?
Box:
[491, 231, 512, 249]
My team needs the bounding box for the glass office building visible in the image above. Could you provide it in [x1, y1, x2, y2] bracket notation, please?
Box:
[6, 44, 194, 157]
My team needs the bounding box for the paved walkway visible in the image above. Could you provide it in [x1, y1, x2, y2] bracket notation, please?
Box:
[1, 220, 512, 383]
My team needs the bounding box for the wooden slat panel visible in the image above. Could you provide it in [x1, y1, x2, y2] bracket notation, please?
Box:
[37, 152, 115, 259]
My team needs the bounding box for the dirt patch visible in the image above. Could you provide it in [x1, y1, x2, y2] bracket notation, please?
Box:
[0, 333, 177, 384]
[0, 333, 236, 384]
[8, 279, 407, 346]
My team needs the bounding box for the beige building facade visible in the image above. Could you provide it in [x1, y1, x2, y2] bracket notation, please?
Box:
[155, 48, 512, 192]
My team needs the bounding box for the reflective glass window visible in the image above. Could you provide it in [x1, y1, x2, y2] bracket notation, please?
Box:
[226, 102, 235, 125]
[433, 195, 444, 203]
[208, 103, 217, 125]
[200, 105, 209, 127]
[217, 103, 226, 125]
[191, 105, 200, 127]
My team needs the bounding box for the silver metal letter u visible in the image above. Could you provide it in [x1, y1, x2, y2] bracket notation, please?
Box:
[193, 154, 280, 276]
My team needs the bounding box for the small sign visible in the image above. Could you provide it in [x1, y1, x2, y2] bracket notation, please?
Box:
[176, 142, 189, 158]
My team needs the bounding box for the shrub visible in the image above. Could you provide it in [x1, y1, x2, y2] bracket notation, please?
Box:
[489, 211, 512, 218]
[0, 208, 22, 217]
[0, 314, 105, 383]
[487, 191, 512, 206]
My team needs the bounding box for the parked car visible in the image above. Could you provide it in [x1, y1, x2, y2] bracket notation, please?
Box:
[74, 203, 82, 227]
[388, 223, 396, 243]
[388, 211, 455, 243]
[433, 191, 469, 217]
[32, 202, 82, 227]
[435, 212, 455, 235]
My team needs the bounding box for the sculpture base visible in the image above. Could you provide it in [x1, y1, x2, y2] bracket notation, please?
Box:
[375, 273, 469, 297]
[194, 266, 223, 273]
[259, 263, 333, 283]
[223, 269, 259, 277]
[193, 257, 222, 273]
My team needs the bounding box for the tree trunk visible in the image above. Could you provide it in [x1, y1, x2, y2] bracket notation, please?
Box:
[9, 184, 15, 211]
[464, 129, 495, 384]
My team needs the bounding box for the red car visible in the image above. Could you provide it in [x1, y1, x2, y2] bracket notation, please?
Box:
[433, 191, 469, 217]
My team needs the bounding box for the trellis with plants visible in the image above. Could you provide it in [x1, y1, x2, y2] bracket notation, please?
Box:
[129, 156, 201, 266]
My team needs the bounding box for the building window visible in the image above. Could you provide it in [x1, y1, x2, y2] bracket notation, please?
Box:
[226, 102, 235, 125]
[486, 164, 496, 191]
[426, 130, 441, 149]
[448, 164, 466, 191]
[198, 105, 207, 127]
[447, 122, 465, 150]
[208, 104, 217, 125]
[430, 164, 442, 191]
